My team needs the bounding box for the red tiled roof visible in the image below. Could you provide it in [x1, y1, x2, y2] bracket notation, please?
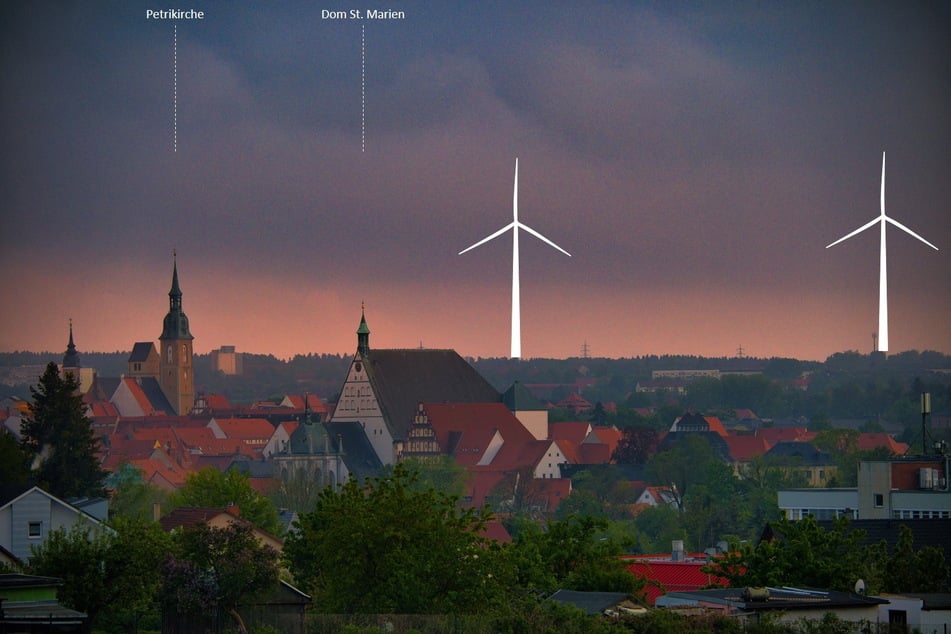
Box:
[549, 421, 592, 444]
[159, 507, 240, 532]
[578, 442, 611, 464]
[556, 393, 593, 411]
[479, 520, 512, 544]
[588, 426, 622, 454]
[555, 439, 582, 465]
[755, 426, 811, 443]
[282, 394, 329, 413]
[129, 457, 189, 489]
[426, 402, 536, 450]
[449, 427, 500, 467]
[209, 418, 275, 444]
[723, 435, 774, 462]
[857, 433, 909, 455]
[203, 394, 232, 410]
[704, 417, 728, 437]
[623, 556, 729, 605]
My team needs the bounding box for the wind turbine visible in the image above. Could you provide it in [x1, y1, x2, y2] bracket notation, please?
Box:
[826, 152, 939, 352]
[459, 158, 571, 358]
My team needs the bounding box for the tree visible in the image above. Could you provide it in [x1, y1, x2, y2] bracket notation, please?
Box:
[28, 518, 171, 632]
[704, 516, 872, 591]
[163, 522, 279, 634]
[21, 362, 106, 498]
[169, 467, 281, 534]
[509, 515, 644, 597]
[612, 426, 658, 464]
[284, 463, 509, 614]
[107, 463, 170, 521]
[0, 428, 29, 485]
[878, 524, 950, 593]
[384, 455, 471, 498]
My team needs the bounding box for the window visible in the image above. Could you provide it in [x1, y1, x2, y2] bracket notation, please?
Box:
[28, 521, 42, 538]
[874, 493, 884, 508]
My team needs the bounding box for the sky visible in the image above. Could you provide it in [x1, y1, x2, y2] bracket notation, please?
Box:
[1, 1, 948, 362]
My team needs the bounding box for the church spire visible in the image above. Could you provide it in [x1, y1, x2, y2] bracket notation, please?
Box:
[357, 302, 370, 357]
[169, 250, 183, 313]
[161, 252, 192, 340]
[62, 318, 80, 370]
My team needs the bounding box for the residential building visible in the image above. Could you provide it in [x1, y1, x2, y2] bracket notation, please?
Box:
[779, 455, 951, 521]
[622, 543, 729, 605]
[0, 574, 88, 630]
[0, 485, 108, 563]
[656, 586, 887, 625]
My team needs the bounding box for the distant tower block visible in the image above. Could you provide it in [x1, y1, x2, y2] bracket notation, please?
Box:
[212, 346, 243, 375]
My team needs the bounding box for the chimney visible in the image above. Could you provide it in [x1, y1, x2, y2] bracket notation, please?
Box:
[672, 539, 685, 562]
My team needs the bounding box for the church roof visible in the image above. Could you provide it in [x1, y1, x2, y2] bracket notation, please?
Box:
[501, 380, 545, 411]
[286, 419, 333, 455]
[324, 421, 383, 482]
[363, 349, 500, 441]
[128, 342, 157, 363]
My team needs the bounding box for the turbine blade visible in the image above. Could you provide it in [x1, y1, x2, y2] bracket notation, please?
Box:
[880, 152, 886, 217]
[517, 222, 572, 256]
[826, 217, 880, 249]
[884, 216, 940, 250]
[458, 223, 515, 255]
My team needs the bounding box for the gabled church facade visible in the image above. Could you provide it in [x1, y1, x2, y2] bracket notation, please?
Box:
[330, 308, 501, 465]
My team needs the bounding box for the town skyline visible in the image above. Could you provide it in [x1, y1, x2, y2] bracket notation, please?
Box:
[1, 2, 948, 362]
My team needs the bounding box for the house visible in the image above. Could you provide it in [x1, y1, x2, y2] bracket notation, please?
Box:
[779, 456, 951, 521]
[547, 589, 645, 616]
[764, 441, 836, 487]
[110, 376, 176, 417]
[279, 394, 329, 422]
[0, 574, 88, 631]
[159, 506, 283, 554]
[656, 586, 887, 625]
[0, 485, 109, 563]
[207, 418, 275, 453]
[554, 393, 592, 415]
[876, 593, 951, 633]
[635, 485, 679, 509]
[622, 544, 729, 605]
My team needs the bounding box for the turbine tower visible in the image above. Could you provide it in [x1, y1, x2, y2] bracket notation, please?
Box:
[826, 152, 939, 352]
[459, 158, 571, 358]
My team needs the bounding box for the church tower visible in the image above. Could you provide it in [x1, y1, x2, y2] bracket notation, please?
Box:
[357, 303, 370, 358]
[158, 254, 195, 415]
[62, 319, 81, 378]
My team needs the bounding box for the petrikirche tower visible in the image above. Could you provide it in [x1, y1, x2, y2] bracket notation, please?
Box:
[158, 255, 195, 415]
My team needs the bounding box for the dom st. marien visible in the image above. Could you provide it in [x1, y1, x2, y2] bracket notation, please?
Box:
[321, 9, 406, 20]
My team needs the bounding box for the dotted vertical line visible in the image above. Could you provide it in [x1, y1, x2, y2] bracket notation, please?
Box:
[361, 24, 365, 153]
[173, 25, 178, 153]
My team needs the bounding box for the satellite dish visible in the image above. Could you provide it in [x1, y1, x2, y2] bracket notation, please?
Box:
[855, 579, 866, 595]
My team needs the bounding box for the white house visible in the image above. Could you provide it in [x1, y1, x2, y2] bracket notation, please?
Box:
[0, 486, 108, 562]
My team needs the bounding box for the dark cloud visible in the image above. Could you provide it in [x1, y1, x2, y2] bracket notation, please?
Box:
[1, 1, 947, 358]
